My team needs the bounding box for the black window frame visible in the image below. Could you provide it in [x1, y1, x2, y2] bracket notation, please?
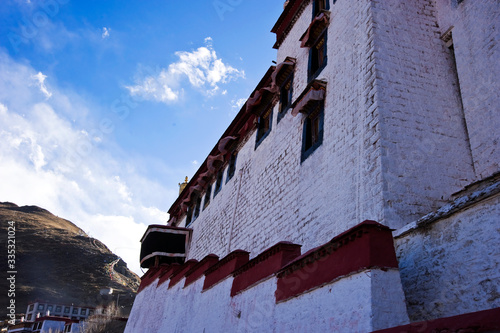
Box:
[312, 0, 330, 18]
[193, 195, 202, 220]
[226, 152, 237, 182]
[308, 31, 328, 82]
[214, 169, 224, 196]
[301, 100, 325, 162]
[64, 307, 70, 314]
[186, 204, 194, 226]
[203, 184, 212, 210]
[255, 107, 273, 148]
[278, 74, 294, 123]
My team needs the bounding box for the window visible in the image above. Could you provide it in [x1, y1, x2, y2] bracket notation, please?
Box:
[38, 304, 45, 311]
[309, 32, 327, 81]
[27, 314, 33, 321]
[278, 75, 293, 122]
[80, 308, 87, 315]
[64, 307, 70, 314]
[89, 310, 94, 316]
[302, 100, 324, 162]
[203, 185, 212, 210]
[255, 108, 273, 148]
[72, 308, 78, 314]
[186, 206, 193, 226]
[214, 169, 224, 196]
[47, 305, 53, 312]
[55, 306, 62, 313]
[313, 0, 329, 18]
[193, 196, 202, 220]
[226, 152, 237, 182]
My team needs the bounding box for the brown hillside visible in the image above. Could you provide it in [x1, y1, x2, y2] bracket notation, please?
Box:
[0, 202, 140, 318]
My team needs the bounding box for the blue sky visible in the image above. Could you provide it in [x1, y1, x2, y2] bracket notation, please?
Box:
[0, 0, 284, 274]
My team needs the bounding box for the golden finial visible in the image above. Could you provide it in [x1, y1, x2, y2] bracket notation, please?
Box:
[178, 176, 189, 195]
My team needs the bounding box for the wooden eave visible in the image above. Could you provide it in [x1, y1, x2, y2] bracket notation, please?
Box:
[299, 10, 330, 48]
[271, 0, 311, 49]
[272, 57, 296, 88]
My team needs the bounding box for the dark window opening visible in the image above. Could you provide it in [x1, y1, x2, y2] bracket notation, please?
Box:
[203, 185, 212, 210]
[55, 306, 62, 313]
[38, 305, 44, 311]
[64, 307, 70, 314]
[313, 0, 329, 18]
[214, 169, 224, 196]
[193, 196, 201, 220]
[309, 33, 327, 82]
[72, 308, 78, 314]
[226, 153, 237, 182]
[186, 206, 193, 226]
[278, 76, 293, 121]
[255, 108, 273, 148]
[80, 308, 87, 315]
[302, 101, 325, 162]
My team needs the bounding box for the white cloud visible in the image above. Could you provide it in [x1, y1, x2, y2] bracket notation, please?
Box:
[231, 98, 246, 110]
[31, 72, 52, 99]
[102, 27, 110, 39]
[0, 52, 171, 275]
[126, 38, 245, 104]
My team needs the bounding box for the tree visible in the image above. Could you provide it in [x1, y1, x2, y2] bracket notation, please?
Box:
[80, 303, 126, 333]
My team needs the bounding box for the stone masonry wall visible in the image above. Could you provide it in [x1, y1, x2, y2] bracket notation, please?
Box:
[126, 269, 407, 333]
[434, 0, 500, 179]
[184, 0, 387, 264]
[395, 192, 500, 322]
[371, 0, 476, 227]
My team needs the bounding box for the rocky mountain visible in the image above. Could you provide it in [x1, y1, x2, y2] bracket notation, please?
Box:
[0, 202, 140, 318]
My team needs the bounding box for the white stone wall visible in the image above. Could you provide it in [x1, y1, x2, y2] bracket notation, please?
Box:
[184, 0, 388, 266]
[395, 192, 500, 322]
[165, 0, 499, 327]
[125, 268, 408, 333]
[371, 0, 476, 227]
[434, 0, 500, 179]
[181, 0, 500, 263]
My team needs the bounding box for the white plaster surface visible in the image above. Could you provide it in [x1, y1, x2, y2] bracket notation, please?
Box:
[125, 268, 408, 332]
[395, 193, 500, 322]
[179, 0, 499, 269]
